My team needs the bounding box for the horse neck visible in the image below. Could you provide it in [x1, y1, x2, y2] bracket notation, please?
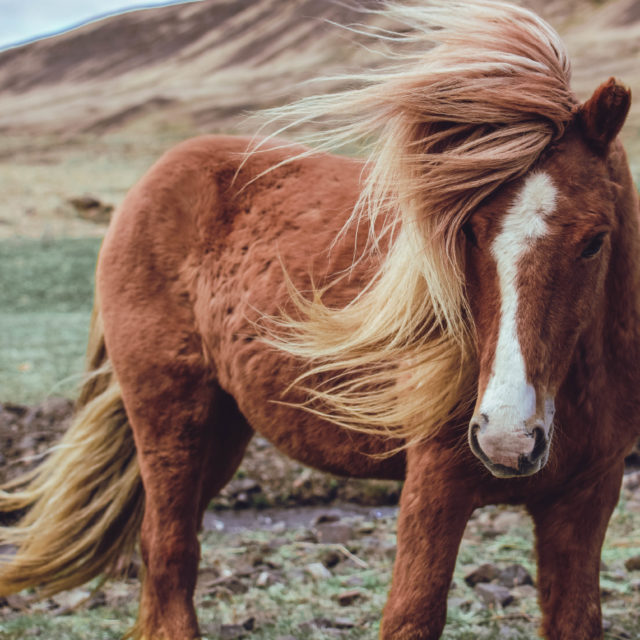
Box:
[604, 149, 640, 358]
[590, 148, 640, 435]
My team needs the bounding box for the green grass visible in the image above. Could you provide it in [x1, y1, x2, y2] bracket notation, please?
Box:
[1, 498, 638, 639]
[0, 237, 102, 403]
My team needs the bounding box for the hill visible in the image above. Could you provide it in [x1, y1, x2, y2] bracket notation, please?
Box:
[0, 0, 638, 236]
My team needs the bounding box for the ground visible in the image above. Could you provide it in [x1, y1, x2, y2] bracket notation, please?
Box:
[1, 397, 640, 639]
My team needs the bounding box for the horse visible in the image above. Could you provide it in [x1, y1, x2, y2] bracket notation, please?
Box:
[1, 2, 638, 639]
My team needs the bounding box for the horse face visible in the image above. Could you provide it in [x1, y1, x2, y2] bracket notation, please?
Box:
[463, 129, 619, 478]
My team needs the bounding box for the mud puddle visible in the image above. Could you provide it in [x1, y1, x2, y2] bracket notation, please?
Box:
[203, 504, 398, 533]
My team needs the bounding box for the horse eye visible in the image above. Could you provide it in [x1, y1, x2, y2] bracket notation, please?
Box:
[462, 221, 478, 247]
[581, 232, 605, 259]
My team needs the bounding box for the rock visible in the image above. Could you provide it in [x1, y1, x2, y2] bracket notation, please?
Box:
[321, 550, 342, 568]
[310, 617, 356, 629]
[67, 195, 114, 224]
[510, 584, 537, 600]
[474, 583, 514, 608]
[312, 512, 341, 526]
[217, 617, 255, 638]
[306, 562, 332, 580]
[498, 625, 523, 639]
[357, 521, 376, 534]
[464, 563, 500, 586]
[218, 624, 248, 640]
[331, 617, 356, 629]
[447, 596, 473, 611]
[52, 589, 92, 613]
[234, 478, 261, 494]
[207, 576, 248, 595]
[314, 522, 355, 545]
[87, 591, 107, 609]
[256, 571, 275, 587]
[624, 555, 640, 571]
[343, 575, 364, 587]
[491, 511, 522, 533]
[337, 589, 363, 606]
[4, 593, 29, 611]
[497, 564, 534, 588]
[622, 470, 640, 492]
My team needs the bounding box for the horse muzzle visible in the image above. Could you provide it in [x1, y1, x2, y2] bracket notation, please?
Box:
[468, 411, 552, 478]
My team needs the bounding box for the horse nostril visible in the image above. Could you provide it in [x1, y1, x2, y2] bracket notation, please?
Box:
[529, 426, 547, 463]
[469, 421, 483, 459]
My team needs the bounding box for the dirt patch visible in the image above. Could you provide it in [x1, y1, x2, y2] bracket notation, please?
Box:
[0, 398, 402, 508]
[1, 399, 640, 638]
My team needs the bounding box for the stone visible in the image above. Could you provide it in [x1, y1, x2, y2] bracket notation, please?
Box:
[306, 562, 332, 580]
[331, 617, 356, 629]
[491, 511, 522, 533]
[256, 571, 274, 587]
[315, 522, 355, 545]
[510, 584, 537, 600]
[447, 596, 473, 611]
[337, 589, 363, 606]
[321, 550, 342, 568]
[312, 512, 341, 526]
[218, 624, 247, 640]
[464, 563, 500, 586]
[624, 555, 640, 571]
[474, 583, 514, 608]
[497, 564, 534, 588]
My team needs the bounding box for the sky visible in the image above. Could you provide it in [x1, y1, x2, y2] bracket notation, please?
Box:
[0, 0, 200, 50]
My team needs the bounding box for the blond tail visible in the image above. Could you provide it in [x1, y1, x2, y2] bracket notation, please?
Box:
[0, 301, 144, 598]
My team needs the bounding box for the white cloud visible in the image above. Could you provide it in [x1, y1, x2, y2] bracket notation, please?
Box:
[0, 0, 200, 50]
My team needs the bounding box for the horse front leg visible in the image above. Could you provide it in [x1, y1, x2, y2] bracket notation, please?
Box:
[527, 462, 624, 640]
[380, 443, 476, 640]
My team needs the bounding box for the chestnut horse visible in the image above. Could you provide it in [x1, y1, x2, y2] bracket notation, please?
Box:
[1, 2, 638, 639]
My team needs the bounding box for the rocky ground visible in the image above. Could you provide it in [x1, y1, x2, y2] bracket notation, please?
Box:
[1, 400, 639, 639]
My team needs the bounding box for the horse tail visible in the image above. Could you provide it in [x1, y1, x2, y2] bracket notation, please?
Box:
[0, 299, 144, 598]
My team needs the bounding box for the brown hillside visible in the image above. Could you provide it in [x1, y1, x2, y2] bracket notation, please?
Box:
[0, 0, 638, 137]
[0, 0, 637, 237]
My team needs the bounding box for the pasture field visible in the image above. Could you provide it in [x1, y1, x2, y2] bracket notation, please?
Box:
[1, 496, 639, 639]
[0, 237, 101, 403]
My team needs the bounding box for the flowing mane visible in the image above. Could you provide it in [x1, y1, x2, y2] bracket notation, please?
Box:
[254, 0, 579, 448]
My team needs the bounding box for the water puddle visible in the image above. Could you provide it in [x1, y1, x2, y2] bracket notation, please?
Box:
[203, 504, 398, 533]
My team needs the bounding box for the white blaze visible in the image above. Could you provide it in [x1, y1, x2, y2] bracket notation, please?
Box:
[479, 172, 557, 430]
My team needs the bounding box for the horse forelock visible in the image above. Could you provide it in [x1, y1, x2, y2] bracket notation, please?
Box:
[259, 0, 580, 447]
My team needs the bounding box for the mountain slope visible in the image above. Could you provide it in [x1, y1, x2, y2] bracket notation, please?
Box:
[0, 0, 638, 142]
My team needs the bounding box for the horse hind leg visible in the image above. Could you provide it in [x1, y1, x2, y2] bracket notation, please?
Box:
[118, 366, 252, 640]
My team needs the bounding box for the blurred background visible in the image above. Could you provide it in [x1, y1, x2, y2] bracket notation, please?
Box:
[0, 2, 639, 638]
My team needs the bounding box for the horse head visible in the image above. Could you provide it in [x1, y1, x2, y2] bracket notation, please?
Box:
[465, 78, 631, 478]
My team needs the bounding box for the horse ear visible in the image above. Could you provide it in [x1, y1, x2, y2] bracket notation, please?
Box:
[577, 78, 631, 154]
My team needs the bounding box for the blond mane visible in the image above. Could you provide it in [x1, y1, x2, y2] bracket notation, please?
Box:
[257, 0, 578, 449]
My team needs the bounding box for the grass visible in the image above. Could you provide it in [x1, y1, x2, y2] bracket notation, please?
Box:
[1, 497, 639, 639]
[0, 237, 101, 403]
